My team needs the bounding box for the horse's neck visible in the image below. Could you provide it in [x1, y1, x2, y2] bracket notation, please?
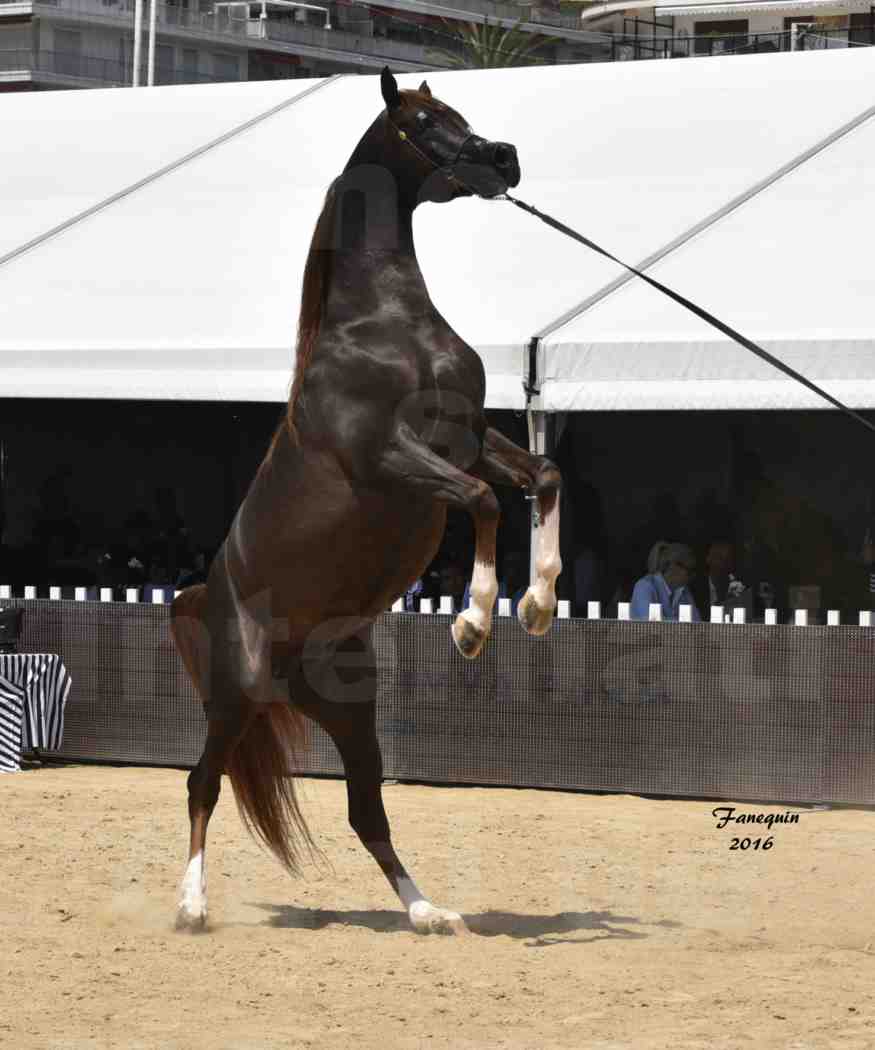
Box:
[326, 187, 432, 311]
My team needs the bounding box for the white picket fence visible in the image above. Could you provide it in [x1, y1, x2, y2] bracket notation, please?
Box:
[1, 584, 873, 626]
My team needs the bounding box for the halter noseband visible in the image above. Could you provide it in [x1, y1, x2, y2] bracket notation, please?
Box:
[388, 114, 479, 194]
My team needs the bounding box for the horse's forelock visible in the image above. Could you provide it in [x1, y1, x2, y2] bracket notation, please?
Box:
[399, 90, 463, 123]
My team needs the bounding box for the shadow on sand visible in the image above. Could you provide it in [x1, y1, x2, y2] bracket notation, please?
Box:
[244, 902, 680, 944]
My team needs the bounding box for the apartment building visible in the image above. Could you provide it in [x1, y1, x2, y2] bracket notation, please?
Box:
[581, 0, 875, 59]
[0, 0, 611, 90]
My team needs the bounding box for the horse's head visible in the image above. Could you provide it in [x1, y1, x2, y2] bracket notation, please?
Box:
[380, 68, 520, 204]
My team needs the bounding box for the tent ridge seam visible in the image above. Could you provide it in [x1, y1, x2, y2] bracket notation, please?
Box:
[0, 73, 345, 275]
[531, 93, 875, 346]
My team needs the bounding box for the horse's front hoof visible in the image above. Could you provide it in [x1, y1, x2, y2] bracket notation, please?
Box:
[517, 589, 554, 636]
[409, 901, 468, 936]
[452, 614, 487, 660]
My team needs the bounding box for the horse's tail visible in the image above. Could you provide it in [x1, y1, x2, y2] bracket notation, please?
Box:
[226, 703, 322, 876]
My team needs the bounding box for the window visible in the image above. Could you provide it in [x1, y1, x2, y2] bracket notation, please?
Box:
[212, 52, 238, 80]
[54, 29, 82, 76]
[156, 43, 174, 84]
[182, 48, 198, 80]
[849, 11, 875, 45]
[693, 18, 748, 54]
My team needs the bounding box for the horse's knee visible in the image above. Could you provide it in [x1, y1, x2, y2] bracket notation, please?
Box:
[536, 458, 561, 494]
[470, 480, 500, 525]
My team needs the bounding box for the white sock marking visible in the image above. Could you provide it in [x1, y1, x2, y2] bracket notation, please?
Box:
[397, 873, 427, 911]
[532, 497, 561, 610]
[178, 851, 206, 923]
[461, 558, 498, 634]
[397, 874, 465, 934]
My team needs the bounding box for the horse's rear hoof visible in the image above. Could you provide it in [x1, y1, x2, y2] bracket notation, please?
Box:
[517, 590, 554, 636]
[452, 614, 487, 660]
[175, 902, 208, 933]
[409, 901, 468, 935]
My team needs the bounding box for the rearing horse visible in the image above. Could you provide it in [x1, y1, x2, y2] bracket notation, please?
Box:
[171, 69, 561, 935]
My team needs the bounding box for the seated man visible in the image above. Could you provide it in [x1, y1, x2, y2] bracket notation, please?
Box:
[630, 542, 700, 622]
[693, 539, 751, 616]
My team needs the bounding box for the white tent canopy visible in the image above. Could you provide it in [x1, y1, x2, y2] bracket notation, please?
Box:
[2, 48, 875, 411]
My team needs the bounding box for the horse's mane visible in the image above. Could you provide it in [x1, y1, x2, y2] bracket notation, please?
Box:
[290, 179, 338, 415]
[264, 180, 339, 463]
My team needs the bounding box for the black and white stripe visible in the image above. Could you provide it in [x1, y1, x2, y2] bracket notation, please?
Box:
[0, 654, 72, 773]
[0, 675, 25, 773]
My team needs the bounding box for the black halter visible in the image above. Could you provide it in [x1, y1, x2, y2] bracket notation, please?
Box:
[387, 114, 479, 195]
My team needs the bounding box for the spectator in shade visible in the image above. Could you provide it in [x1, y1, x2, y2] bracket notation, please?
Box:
[403, 576, 424, 612]
[437, 560, 467, 612]
[646, 539, 669, 575]
[499, 549, 529, 616]
[571, 482, 609, 617]
[630, 542, 700, 622]
[116, 509, 154, 588]
[148, 487, 193, 587]
[692, 540, 750, 617]
[176, 548, 212, 590]
[863, 528, 875, 605]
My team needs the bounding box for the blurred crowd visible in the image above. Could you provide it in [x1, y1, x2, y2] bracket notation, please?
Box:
[0, 471, 212, 598]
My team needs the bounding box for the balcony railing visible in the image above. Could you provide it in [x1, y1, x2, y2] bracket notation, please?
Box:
[33, 0, 251, 37]
[796, 24, 875, 49]
[21, 0, 450, 67]
[0, 46, 232, 82]
[349, 0, 587, 33]
[260, 16, 442, 62]
[611, 26, 875, 60]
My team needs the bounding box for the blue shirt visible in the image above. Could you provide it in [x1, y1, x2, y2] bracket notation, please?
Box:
[630, 573, 700, 622]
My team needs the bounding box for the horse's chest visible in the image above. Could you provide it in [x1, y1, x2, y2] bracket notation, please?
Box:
[424, 341, 485, 408]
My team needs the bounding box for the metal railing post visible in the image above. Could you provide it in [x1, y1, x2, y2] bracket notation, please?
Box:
[132, 0, 142, 85]
[147, 0, 157, 85]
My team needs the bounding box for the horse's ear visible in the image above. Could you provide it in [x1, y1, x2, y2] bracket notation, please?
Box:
[381, 67, 401, 111]
[419, 80, 432, 97]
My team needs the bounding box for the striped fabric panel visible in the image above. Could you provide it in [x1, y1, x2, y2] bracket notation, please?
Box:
[0, 654, 72, 769]
[0, 675, 25, 773]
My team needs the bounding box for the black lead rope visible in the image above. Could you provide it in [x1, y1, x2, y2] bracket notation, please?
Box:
[502, 192, 875, 438]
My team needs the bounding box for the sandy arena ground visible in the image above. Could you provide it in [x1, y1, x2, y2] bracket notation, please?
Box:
[2, 764, 875, 1050]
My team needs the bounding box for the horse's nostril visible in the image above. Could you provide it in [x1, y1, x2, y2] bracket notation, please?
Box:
[493, 144, 513, 168]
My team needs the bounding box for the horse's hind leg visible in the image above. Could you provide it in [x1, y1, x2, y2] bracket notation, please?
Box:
[291, 637, 466, 935]
[171, 586, 256, 930]
[177, 698, 254, 929]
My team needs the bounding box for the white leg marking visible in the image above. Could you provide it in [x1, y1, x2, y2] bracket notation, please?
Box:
[176, 851, 207, 930]
[519, 495, 562, 635]
[397, 874, 467, 936]
[461, 558, 499, 635]
[533, 497, 562, 610]
[452, 558, 498, 659]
